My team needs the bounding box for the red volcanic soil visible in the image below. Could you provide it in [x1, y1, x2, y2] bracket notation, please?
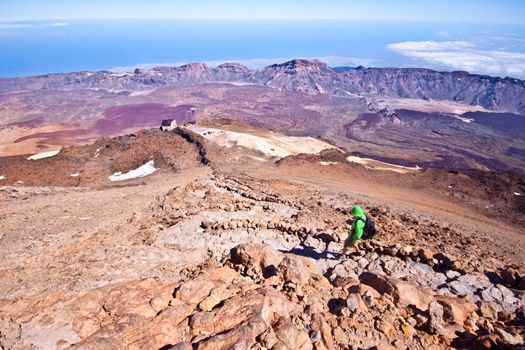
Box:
[7, 103, 195, 155]
[95, 103, 195, 136]
[14, 129, 91, 144]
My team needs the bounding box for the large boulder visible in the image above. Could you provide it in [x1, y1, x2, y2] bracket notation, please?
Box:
[434, 295, 477, 326]
[72, 278, 180, 345]
[176, 267, 248, 307]
[190, 287, 297, 350]
[272, 319, 312, 350]
[277, 256, 310, 285]
[310, 313, 335, 350]
[357, 272, 477, 328]
[359, 272, 434, 311]
[230, 243, 284, 276]
[100, 278, 163, 319]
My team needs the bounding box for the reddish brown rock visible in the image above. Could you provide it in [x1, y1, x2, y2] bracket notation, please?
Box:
[310, 313, 334, 349]
[434, 295, 477, 326]
[149, 286, 176, 313]
[230, 243, 284, 275]
[70, 336, 124, 350]
[273, 319, 312, 350]
[359, 272, 434, 311]
[176, 267, 245, 307]
[190, 287, 295, 349]
[348, 283, 381, 300]
[419, 248, 434, 262]
[101, 278, 161, 319]
[478, 301, 498, 320]
[277, 256, 311, 285]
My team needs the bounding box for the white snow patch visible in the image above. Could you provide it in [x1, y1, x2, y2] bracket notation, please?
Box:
[108, 160, 158, 181]
[27, 150, 60, 160]
[94, 148, 101, 158]
[71, 173, 80, 177]
[220, 81, 256, 86]
[15, 180, 23, 185]
[0, 175, 5, 180]
[373, 96, 490, 114]
[346, 155, 421, 174]
[452, 115, 474, 123]
[515, 192, 522, 196]
[320, 161, 339, 166]
[346, 156, 370, 166]
[189, 126, 337, 158]
[130, 89, 156, 96]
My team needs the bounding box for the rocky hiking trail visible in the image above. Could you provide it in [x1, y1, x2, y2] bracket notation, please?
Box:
[1, 167, 524, 350]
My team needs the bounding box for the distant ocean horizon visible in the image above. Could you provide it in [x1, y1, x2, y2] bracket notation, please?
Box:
[0, 19, 524, 79]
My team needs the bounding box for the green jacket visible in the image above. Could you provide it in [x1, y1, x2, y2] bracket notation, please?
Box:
[350, 205, 366, 243]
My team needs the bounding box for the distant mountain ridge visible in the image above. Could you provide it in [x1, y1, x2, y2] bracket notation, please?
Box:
[1, 59, 525, 113]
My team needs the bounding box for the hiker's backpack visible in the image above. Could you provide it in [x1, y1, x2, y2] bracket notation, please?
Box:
[360, 216, 377, 238]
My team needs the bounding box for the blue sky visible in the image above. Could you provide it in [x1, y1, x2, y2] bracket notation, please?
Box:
[1, 0, 524, 23]
[0, 1, 524, 78]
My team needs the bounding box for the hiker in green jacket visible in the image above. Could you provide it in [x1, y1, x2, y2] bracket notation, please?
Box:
[342, 205, 367, 256]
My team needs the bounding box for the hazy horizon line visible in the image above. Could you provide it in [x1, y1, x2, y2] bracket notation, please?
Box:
[1, 18, 523, 25]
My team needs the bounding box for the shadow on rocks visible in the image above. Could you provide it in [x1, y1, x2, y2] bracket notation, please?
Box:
[280, 246, 340, 261]
[485, 270, 503, 285]
[327, 298, 347, 315]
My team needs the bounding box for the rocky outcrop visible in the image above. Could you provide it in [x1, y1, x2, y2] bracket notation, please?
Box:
[67, 263, 315, 350]
[11, 239, 511, 349]
[254, 59, 338, 94]
[215, 63, 250, 81]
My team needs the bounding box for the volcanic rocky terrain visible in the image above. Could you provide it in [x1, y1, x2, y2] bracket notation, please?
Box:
[1, 60, 525, 350]
[1, 127, 524, 349]
[1, 59, 525, 174]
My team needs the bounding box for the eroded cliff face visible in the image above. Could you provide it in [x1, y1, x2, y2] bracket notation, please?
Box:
[1, 59, 524, 113]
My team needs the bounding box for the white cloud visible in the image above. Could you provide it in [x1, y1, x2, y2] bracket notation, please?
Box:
[312, 55, 380, 68]
[0, 22, 69, 30]
[386, 40, 525, 79]
[48, 22, 69, 27]
[0, 23, 37, 29]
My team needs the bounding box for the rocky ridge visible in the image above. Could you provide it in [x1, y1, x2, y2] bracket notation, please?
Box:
[1, 59, 524, 114]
